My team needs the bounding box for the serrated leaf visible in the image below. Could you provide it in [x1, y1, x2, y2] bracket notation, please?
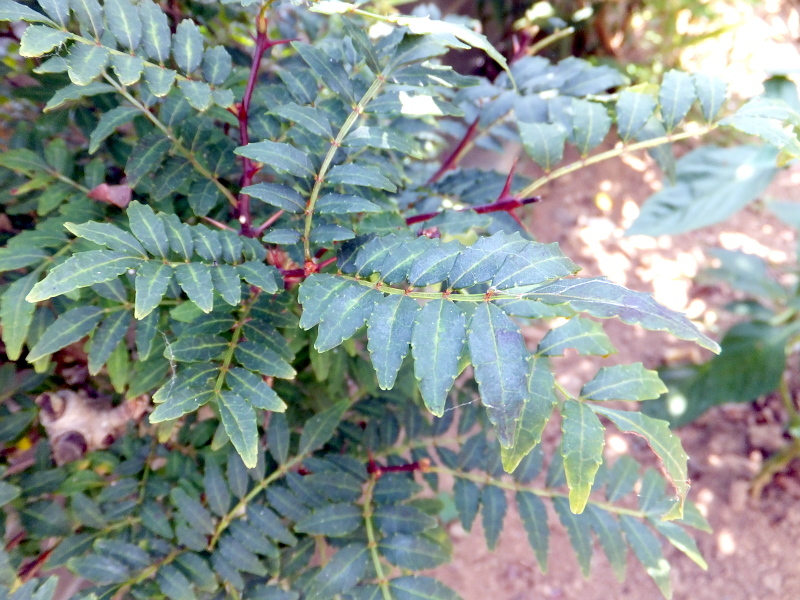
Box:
[111, 53, 144, 85]
[591, 406, 688, 520]
[561, 399, 605, 513]
[571, 99, 612, 155]
[88, 310, 131, 375]
[243, 183, 305, 213]
[326, 163, 397, 192]
[0, 246, 48, 272]
[453, 478, 479, 532]
[204, 459, 231, 516]
[491, 241, 578, 289]
[160, 213, 194, 260]
[247, 504, 297, 545]
[388, 576, 461, 600]
[68, 554, 129, 584]
[659, 70, 695, 131]
[367, 294, 419, 390]
[469, 302, 529, 446]
[581, 363, 667, 401]
[292, 42, 354, 103]
[606, 455, 639, 502]
[144, 65, 177, 96]
[306, 543, 368, 600]
[192, 225, 221, 261]
[373, 504, 436, 535]
[218, 390, 258, 468]
[379, 534, 449, 571]
[179, 80, 212, 111]
[38, 0, 69, 26]
[411, 299, 466, 416]
[170, 488, 215, 535]
[237, 262, 280, 293]
[19, 25, 69, 57]
[266, 413, 290, 465]
[519, 121, 566, 171]
[517, 491, 549, 571]
[127, 138, 171, 190]
[537, 317, 615, 357]
[44, 81, 114, 111]
[651, 520, 707, 570]
[620, 515, 672, 598]
[175, 263, 213, 312]
[616, 91, 657, 141]
[134, 261, 172, 318]
[105, 0, 141, 50]
[202, 45, 231, 85]
[481, 484, 507, 550]
[167, 334, 227, 363]
[65, 222, 145, 257]
[316, 193, 380, 214]
[298, 400, 348, 455]
[315, 285, 380, 352]
[138, 0, 170, 62]
[234, 141, 313, 177]
[294, 503, 361, 536]
[552, 496, 592, 576]
[173, 18, 203, 73]
[586, 505, 627, 581]
[693, 73, 727, 122]
[211, 265, 241, 306]
[89, 106, 139, 154]
[525, 277, 719, 352]
[273, 102, 332, 138]
[1, 272, 39, 360]
[68, 0, 103, 39]
[66, 43, 109, 85]
[157, 564, 196, 600]
[235, 341, 295, 378]
[299, 274, 352, 328]
[150, 387, 215, 422]
[344, 126, 420, 156]
[27, 251, 140, 302]
[407, 240, 462, 287]
[227, 367, 286, 412]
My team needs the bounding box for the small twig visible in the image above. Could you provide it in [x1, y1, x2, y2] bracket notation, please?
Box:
[253, 209, 285, 237]
[201, 215, 235, 231]
[426, 117, 480, 185]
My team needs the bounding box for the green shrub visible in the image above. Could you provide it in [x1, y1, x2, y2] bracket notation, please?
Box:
[0, 1, 796, 599]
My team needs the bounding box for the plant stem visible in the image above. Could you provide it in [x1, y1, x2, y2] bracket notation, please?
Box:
[516, 125, 717, 199]
[214, 290, 258, 393]
[427, 117, 480, 185]
[363, 476, 394, 600]
[302, 70, 389, 262]
[527, 27, 575, 57]
[103, 74, 238, 208]
[406, 196, 540, 226]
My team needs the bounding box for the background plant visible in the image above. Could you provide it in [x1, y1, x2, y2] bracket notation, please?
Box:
[0, 0, 796, 599]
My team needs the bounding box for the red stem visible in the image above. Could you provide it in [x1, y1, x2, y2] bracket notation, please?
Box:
[426, 117, 480, 185]
[406, 195, 540, 226]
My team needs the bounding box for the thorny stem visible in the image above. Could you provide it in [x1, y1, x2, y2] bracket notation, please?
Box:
[102, 74, 238, 208]
[426, 117, 480, 185]
[363, 476, 394, 600]
[302, 70, 389, 262]
[428, 466, 648, 518]
[516, 125, 718, 199]
[406, 196, 540, 226]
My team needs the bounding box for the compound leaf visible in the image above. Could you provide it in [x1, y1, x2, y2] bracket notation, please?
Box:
[561, 399, 605, 513]
[27, 251, 141, 302]
[367, 294, 419, 390]
[580, 363, 667, 401]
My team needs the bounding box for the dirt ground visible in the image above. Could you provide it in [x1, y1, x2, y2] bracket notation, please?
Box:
[432, 2, 800, 599]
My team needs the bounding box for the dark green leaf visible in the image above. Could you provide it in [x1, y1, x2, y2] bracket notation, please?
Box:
[561, 399, 605, 513]
[298, 400, 348, 455]
[192, 225, 222, 261]
[379, 534, 449, 571]
[38, 0, 69, 26]
[292, 42, 354, 103]
[580, 363, 667, 401]
[243, 183, 305, 213]
[212, 265, 241, 306]
[693, 73, 727, 122]
[127, 138, 171, 190]
[144, 65, 177, 96]
[306, 543, 368, 600]
[134, 261, 172, 319]
[586, 505, 627, 581]
[620, 515, 672, 598]
[294, 503, 361, 537]
[161, 213, 194, 260]
[537, 317, 615, 357]
[481, 484, 507, 550]
[170, 487, 215, 535]
[571, 99, 611, 155]
[273, 102, 332, 138]
[235, 141, 313, 177]
[89, 106, 140, 154]
[407, 240, 462, 287]
[1, 272, 39, 360]
[88, 310, 131, 375]
[157, 564, 196, 600]
[68, 0, 103, 39]
[373, 504, 436, 535]
[68, 555, 129, 584]
[202, 45, 231, 85]
[388, 576, 461, 600]
[266, 413, 290, 464]
[105, 0, 141, 51]
[65, 221, 146, 256]
[66, 43, 109, 85]
[491, 242, 578, 289]
[0, 481, 21, 507]
[615, 91, 657, 141]
[367, 294, 419, 390]
[247, 504, 297, 546]
[453, 478, 479, 532]
[516, 491, 549, 571]
[27, 306, 104, 362]
[316, 193, 381, 214]
[218, 390, 258, 468]
[659, 70, 695, 131]
[235, 341, 295, 379]
[128, 201, 170, 258]
[552, 496, 592, 577]
[237, 262, 280, 293]
[326, 164, 397, 192]
[227, 368, 286, 412]
[19, 25, 69, 57]
[138, 0, 170, 62]
[606, 455, 639, 502]
[111, 53, 144, 85]
[519, 122, 566, 171]
[176, 263, 214, 313]
[173, 18, 203, 73]
[204, 459, 231, 516]
[315, 285, 380, 352]
[150, 387, 215, 422]
[27, 251, 141, 302]
[651, 520, 707, 570]
[0, 247, 48, 272]
[179, 80, 212, 112]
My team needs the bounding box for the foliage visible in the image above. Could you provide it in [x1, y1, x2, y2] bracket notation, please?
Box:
[0, 0, 795, 599]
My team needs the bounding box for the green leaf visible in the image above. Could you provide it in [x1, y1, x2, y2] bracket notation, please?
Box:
[70, 493, 106, 529]
[306, 543, 368, 600]
[0, 247, 48, 272]
[202, 45, 231, 85]
[68, 555, 129, 584]
[620, 515, 672, 598]
[316, 193, 381, 214]
[234, 141, 314, 177]
[306, 471, 362, 503]
[247, 504, 297, 545]
[606, 455, 639, 502]
[128, 202, 170, 258]
[211, 265, 241, 306]
[411, 299, 466, 416]
[581, 363, 667, 401]
[273, 102, 332, 138]
[292, 42, 354, 103]
[516, 491, 549, 571]
[19, 25, 69, 57]
[66, 43, 109, 85]
[138, 0, 170, 62]
[468, 302, 529, 447]
[651, 520, 707, 570]
[44, 80, 114, 111]
[111, 53, 144, 85]
[192, 225, 222, 261]
[407, 240, 461, 287]
[326, 164, 398, 192]
[175, 263, 213, 313]
[526, 277, 719, 353]
[266, 413, 290, 464]
[127, 138, 171, 190]
[615, 91, 657, 142]
[561, 399, 605, 513]
[315, 285, 380, 352]
[237, 262, 280, 293]
[179, 80, 212, 111]
[157, 564, 196, 600]
[65, 221, 146, 256]
[491, 241, 578, 290]
[453, 478, 479, 531]
[150, 387, 215, 422]
[218, 390, 258, 468]
[89, 106, 140, 154]
[68, 0, 103, 39]
[235, 341, 295, 378]
[243, 183, 305, 213]
[27, 251, 140, 302]
[552, 496, 592, 577]
[144, 65, 177, 96]
[586, 505, 627, 581]
[38, 0, 69, 27]
[1, 272, 39, 360]
[299, 274, 352, 328]
[204, 459, 231, 516]
[571, 99, 612, 155]
[0, 147, 49, 174]
[173, 18, 203, 73]
[367, 294, 419, 389]
[88, 310, 131, 375]
[693, 73, 727, 122]
[298, 399, 348, 455]
[105, 0, 141, 51]
[345, 126, 420, 156]
[159, 213, 194, 260]
[0, 481, 21, 507]
[168, 334, 227, 362]
[591, 406, 688, 520]
[659, 70, 696, 131]
[519, 122, 566, 171]
[537, 317, 615, 357]
[170, 487, 215, 535]
[294, 503, 361, 536]
[227, 367, 286, 412]
[135, 261, 172, 319]
[481, 484, 507, 550]
[379, 534, 449, 571]
[373, 504, 436, 535]
[388, 576, 462, 600]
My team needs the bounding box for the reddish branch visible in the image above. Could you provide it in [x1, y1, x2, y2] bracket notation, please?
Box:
[367, 457, 431, 478]
[235, 12, 295, 237]
[426, 117, 480, 185]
